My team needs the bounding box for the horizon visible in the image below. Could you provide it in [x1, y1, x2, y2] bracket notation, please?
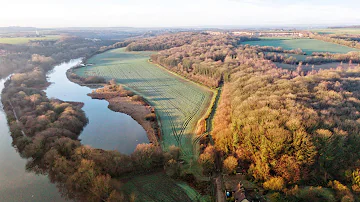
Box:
[1, 24, 358, 30]
[1, 0, 360, 28]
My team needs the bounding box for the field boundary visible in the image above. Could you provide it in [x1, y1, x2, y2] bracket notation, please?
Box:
[148, 59, 217, 154]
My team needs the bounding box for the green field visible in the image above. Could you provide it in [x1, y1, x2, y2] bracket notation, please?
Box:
[74, 48, 212, 159]
[0, 35, 61, 44]
[243, 39, 358, 54]
[313, 28, 360, 35]
[121, 173, 209, 202]
[259, 37, 297, 40]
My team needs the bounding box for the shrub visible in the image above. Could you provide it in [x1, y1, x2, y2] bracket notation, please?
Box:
[328, 180, 353, 201]
[268, 192, 284, 202]
[131, 95, 143, 102]
[223, 156, 238, 174]
[145, 113, 156, 121]
[199, 145, 216, 176]
[263, 177, 285, 191]
[295, 186, 336, 202]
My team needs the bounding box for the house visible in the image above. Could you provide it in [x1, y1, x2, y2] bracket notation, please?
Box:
[225, 182, 248, 202]
[231, 31, 255, 36]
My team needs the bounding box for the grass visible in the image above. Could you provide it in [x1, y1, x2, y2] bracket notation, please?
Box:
[0, 35, 61, 44]
[121, 173, 209, 202]
[312, 28, 360, 35]
[243, 38, 359, 54]
[74, 48, 213, 160]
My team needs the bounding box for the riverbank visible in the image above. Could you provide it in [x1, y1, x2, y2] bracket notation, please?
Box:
[88, 88, 160, 146]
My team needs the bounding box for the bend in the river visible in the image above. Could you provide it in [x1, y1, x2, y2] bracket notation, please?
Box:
[45, 59, 149, 154]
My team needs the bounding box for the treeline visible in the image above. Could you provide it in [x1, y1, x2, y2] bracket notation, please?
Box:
[255, 45, 305, 55]
[126, 32, 198, 51]
[254, 46, 360, 66]
[310, 32, 360, 49]
[311, 51, 360, 63]
[332, 35, 360, 42]
[126, 32, 239, 52]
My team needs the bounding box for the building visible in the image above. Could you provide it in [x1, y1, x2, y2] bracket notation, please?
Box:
[205, 31, 225, 35]
[231, 31, 255, 36]
[231, 31, 305, 38]
[225, 182, 248, 202]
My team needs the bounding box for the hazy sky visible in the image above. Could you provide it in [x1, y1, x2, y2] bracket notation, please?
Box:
[1, 0, 360, 28]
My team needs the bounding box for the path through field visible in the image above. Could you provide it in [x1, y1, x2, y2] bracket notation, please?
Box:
[74, 48, 212, 159]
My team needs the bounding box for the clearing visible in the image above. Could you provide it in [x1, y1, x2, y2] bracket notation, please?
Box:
[243, 38, 359, 54]
[74, 48, 213, 159]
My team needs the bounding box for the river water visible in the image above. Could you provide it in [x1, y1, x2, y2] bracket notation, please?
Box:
[45, 59, 148, 154]
[0, 59, 148, 201]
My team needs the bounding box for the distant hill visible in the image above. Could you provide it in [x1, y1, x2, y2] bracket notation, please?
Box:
[328, 25, 360, 29]
[0, 26, 39, 33]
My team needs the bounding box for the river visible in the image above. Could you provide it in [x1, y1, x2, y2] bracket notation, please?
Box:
[0, 59, 148, 201]
[45, 59, 148, 154]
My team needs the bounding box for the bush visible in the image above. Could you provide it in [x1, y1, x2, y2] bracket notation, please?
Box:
[268, 192, 284, 202]
[145, 113, 156, 121]
[223, 156, 238, 174]
[295, 186, 336, 202]
[263, 177, 285, 191]
[328, 180, 354, 202]
[131, 95, 143, 102]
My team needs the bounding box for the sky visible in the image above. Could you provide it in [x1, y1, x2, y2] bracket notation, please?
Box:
[0, 0, 360, 28]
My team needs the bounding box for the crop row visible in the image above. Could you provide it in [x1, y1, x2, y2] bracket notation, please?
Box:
[76, 49, 212, 158]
